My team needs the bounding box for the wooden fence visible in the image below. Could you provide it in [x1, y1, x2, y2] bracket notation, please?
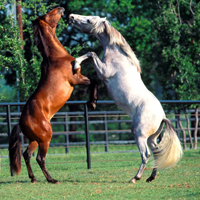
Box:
[0, 100, 199, 150]
[0, 100, 200, 169]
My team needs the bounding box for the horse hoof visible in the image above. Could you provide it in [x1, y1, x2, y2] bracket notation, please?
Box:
[129, 178, 137, 184]
[87, 101, 96, 110]
[31, 178, 37, 183]
[48, 179, 59, 184]
[146, 176, 155, 183]
[53, 180, 60, 184]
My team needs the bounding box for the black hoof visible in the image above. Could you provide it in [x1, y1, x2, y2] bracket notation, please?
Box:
[48, 178, 59, 184]
[31, 178, 37, 183]
[146, 176, 155, 183]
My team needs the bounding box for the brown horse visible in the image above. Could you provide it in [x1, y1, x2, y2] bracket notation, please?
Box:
[9, 7, 97, 183]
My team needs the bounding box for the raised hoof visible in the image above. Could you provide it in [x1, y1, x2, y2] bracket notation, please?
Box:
[146, 176, 155, 183]
[87, 101, 96, 110]
[31, 178, 37, 183]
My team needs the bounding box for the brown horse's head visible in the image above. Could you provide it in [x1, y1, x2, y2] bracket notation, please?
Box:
[33, 7, 65, 55]
[38, 7, 65, 28]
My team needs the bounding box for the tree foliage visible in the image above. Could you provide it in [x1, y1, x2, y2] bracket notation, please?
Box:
[152, 0, 200, 100]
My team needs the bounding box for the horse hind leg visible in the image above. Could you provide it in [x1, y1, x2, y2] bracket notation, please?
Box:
[146, 122, 164, 182]
[23, 141, 38, 183]
[130, 135, 151, 183]
[36, 142, 58, 184]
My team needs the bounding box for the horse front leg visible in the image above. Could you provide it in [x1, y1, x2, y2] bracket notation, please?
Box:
[75, 53, 105, 110]
[87, 79, 98, 110]
[76, 52, 109, 80]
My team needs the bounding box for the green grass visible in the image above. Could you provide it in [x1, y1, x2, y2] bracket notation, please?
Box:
[0, 149, 200, 200]
[0, 143, 139, 156]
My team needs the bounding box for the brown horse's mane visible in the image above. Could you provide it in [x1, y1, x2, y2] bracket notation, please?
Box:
[32, 18, 53, 72]
[33, 18, 43, 53]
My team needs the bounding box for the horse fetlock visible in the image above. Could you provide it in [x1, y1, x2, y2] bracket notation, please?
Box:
[130, 176, 141, 184]
[87, 52, 96, 57]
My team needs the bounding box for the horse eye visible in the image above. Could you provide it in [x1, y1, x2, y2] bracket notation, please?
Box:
[87, 19, 91, 23]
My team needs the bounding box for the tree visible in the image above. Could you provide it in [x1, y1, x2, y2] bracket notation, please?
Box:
[0, 1, 71, 102]
[1, 0, 200, 103]
[152, 0, 200, 101]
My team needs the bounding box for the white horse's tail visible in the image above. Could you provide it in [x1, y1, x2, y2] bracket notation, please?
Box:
[153, 118, 183, 170]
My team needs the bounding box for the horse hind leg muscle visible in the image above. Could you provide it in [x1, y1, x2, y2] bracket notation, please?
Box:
[23, 141, 38, 183]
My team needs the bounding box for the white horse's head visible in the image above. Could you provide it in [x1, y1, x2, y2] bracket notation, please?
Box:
[69, 14, 106, 34]
[69, 14, 141, 73]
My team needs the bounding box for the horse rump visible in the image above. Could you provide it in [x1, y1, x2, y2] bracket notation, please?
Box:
[9, 124, 22, 176]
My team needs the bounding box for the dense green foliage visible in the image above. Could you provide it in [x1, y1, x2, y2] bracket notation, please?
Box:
[0, 0, 200, 103]
[0, 150, 200, 199]
[153, 1, 200, 100]
[0, 0, 68, 101]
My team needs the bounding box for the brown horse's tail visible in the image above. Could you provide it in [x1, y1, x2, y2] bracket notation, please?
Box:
[9, 124, 22, 176]
[153, 118, 183, 170]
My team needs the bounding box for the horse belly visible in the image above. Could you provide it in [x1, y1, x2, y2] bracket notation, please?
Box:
[104, 80, 138, 117]
[47, 82, 74, 118]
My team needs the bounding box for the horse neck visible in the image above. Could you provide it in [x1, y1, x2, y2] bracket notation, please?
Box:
[97, 32, 141, 74]
[39, 27, 72, 61]
[96, 32, 110, 50]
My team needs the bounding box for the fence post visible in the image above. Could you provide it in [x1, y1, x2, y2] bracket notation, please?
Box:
[118, 116, 122, 141]
[194, 106, 199, 149]
[104, 113, 108, 152]
[185, 113, 193, 149]
[6, 105, 11, 137]
[177, 111, 186, 150]
[6, 104, 14, 176]
[65, 113, 69, 154]
[84, 104, 91, 169]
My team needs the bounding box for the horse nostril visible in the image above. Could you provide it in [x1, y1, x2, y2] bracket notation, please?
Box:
[69, 15, 75, 25]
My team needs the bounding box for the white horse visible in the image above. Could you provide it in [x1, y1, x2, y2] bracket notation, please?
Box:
[69, 14, 183, 183]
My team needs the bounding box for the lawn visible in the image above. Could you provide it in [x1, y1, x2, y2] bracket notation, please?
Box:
[0, 149, 200, 199]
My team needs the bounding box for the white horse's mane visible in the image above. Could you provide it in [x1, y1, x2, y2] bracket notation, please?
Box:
[93, 19, 141, 73]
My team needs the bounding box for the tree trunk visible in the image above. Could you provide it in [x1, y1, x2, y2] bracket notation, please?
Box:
[177, 111, 186, 150]
[185, 113, 193, 149]
[16, 0, 23, 50]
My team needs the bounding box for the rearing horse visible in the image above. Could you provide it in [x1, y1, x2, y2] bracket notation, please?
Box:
[9, 8, 97, 183]
[69, 14, 183, 183]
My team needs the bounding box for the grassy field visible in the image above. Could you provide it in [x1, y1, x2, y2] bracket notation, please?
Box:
[0, 149, 200, 200]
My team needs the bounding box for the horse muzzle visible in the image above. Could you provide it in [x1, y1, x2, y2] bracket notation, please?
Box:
[69, 14, 75, 25]
[58, 7, 65, 16]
